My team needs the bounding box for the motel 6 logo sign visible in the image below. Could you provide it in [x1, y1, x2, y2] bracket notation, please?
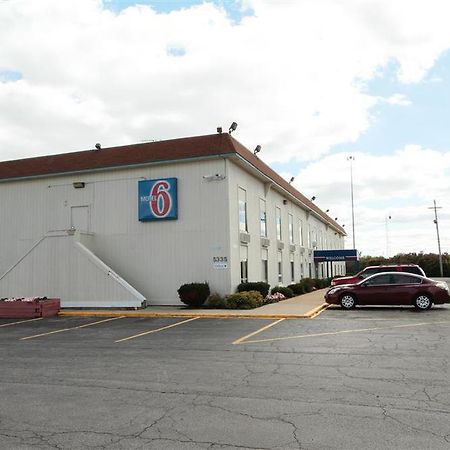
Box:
[138, 178, 178, 221]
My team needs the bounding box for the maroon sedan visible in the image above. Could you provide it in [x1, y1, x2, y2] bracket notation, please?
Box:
[325, 272, 450, 310]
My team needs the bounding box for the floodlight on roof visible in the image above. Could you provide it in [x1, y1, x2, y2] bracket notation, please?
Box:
[217, 127, 222, 134]
[228, 122, 238, 134]
[95, 143, 101, 150]
[311, 196, 316, 201]
[289, 177, 294, 184]
[254, 145, 261, 155]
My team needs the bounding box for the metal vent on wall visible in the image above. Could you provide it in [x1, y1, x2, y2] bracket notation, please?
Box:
[260, 237, 270, 247]
[240, 232, 251, 244]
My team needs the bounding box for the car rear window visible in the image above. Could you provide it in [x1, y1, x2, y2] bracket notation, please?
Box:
[391, 274, 421, 285]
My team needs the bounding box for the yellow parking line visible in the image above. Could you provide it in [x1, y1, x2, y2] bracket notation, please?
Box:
[0, 317, 43, 328]
[115, 316, 200, 342]
[20, 316, 125, 340]
[232, 318, 285, 345]
[240, 320, 450, 345]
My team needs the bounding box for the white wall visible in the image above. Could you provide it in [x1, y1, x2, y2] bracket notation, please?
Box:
[0, 157, 231, 305]
[226, 160, 345, 291]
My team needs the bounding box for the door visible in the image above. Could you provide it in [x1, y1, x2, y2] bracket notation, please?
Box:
[358, 274, 392, 305]
[70, 206, 90, 232]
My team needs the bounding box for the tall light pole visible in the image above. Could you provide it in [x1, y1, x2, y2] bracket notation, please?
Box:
[428, 200, 443, 277]
[385, 215, 392, 258]
[347, 156, 356, 249]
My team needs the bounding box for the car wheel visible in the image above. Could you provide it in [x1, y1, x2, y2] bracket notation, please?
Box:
[340, 294, 356, 309]
[414, 294, 432, 310]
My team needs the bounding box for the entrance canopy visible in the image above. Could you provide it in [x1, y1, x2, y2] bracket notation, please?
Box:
[313, 249, 358, 263]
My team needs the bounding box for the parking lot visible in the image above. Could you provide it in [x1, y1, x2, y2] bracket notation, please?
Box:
[1, 306, 450, 449]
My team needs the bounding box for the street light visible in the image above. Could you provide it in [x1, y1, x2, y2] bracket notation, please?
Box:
[385, 215, 392, 258]
[347, 156, 356, 249]
[428, 200, 443, 277]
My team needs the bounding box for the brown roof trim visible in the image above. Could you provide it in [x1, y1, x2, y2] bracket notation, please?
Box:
[0, 133, 345, 234]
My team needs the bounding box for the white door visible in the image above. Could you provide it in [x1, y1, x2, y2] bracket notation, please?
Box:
[71, 206, 90, 231]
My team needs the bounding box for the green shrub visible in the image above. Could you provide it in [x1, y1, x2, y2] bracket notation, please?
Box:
[177, 282, 210, 308]
[205, 293, 226, 309]
[316, 278, 332, 289]
[287, 283, 304, 296]
[237, 282, 270, 297]
[225, 291, 264, 309]
[299, 278, 316, 293]
[271, 286, 294, 298]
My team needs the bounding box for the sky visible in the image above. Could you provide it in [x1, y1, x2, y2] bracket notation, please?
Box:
[1, 0, 450, 257]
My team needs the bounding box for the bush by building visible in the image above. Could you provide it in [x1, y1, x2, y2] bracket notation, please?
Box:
[177, 282, 210, 308]
[225, 290, 265, 309]
[270, 286, 294, 298]
[237, 282, 270, 297]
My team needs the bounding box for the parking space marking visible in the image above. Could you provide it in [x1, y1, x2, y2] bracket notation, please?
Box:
[20, 316, 126, 340]
[238, 319, 450, 345]
[115, 316, 200, 342]
[232, 318, 285, 345]
[0, 317, 43, 328]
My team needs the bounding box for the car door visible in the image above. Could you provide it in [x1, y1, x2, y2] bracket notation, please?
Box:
[389, 274, 422, 305]
[358, 274, 392, 305]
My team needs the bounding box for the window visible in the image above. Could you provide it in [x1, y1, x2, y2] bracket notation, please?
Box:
[260, 199, 267, 237]
[307, 224, 311, 248]
[365, 274, 391, 285]
[240, 245, 248, 283]
[392, 274, 421, 285]
[290, 253, 295, 282]
[238, 187, 247, 232]
[288, 214, 294, 244]
[299, 220, 304, 246]
[261, 248, 268, 282]
[278, 251, 283, 283]
[276, 207, 282, 240]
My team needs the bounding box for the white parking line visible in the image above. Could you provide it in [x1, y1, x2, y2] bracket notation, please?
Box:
[115, 316, 200, 342]
[0, 317, 43, 328]
[20, 316, 125, 340]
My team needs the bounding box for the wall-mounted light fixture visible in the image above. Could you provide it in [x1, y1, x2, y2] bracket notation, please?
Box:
[283, 199, 287, 205]
[73, 182, 85, 189]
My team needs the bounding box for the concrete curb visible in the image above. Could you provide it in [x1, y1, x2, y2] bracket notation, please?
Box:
[58, 302, 329, 320]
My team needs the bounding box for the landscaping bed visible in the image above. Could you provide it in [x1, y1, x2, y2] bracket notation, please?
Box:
[0, 297, 60, 318]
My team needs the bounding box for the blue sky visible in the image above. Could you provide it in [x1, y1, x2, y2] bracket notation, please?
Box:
[104, 0, 253, 22]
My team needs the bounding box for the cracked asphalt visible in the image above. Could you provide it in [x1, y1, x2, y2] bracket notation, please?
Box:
[1, 305, 450, 449]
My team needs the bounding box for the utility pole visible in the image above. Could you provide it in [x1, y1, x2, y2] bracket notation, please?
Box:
[428, 200, 443, 277]
[347, 156, 356, 249]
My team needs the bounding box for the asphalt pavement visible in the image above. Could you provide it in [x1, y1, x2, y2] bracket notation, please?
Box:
[1, 304, 450, 449]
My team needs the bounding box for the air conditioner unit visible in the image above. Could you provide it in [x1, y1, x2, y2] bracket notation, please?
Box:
[299, 246, 305, 254]
[289, 244, 296, 253]
[260, 237, 270, 247]
[240, 232, 251, 244]
[277, 241, 284, 250]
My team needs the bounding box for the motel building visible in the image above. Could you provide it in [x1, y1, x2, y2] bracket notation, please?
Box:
[0, 132, 348, 307]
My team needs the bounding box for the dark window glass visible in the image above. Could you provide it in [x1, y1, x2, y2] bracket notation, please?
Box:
[360, 268, 378, 278]
[403, 267, 422, 275]
[377, 267, 398, 273]
[392, 274, 421, 285]
[365, 274, 391, 285]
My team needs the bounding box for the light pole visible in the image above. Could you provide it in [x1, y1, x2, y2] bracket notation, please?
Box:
[347, 156, 356, 249]
[385, 215, 392, 258]
[428, 200, 443, 277]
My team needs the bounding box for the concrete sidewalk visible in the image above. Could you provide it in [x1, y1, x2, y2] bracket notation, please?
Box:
[59, 288, 329, 319]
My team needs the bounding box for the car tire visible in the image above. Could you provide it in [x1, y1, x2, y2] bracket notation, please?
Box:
[340, 293, 356, 309]
[414, 294, 432, 310]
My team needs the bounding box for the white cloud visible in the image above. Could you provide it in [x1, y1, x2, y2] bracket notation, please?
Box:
[0, 0, 450, 162]
[385, 93, 412, 106]
[292, 145, 450, 256]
